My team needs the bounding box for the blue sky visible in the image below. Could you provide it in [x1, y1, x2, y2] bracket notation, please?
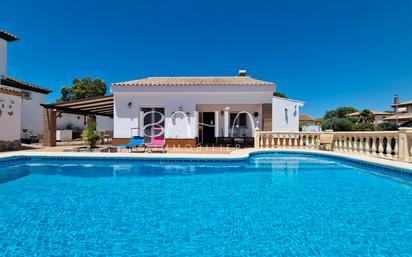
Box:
[1, 0, 412, 117]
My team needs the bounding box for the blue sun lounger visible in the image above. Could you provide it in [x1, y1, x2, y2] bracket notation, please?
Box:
[114, 136, 145, 152]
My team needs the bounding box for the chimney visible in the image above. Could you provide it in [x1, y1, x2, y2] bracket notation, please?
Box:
[393, 95, 399, 116]
[394, 95, 399, 105]
[0, 30, 19, 76]
[239, 70, 247, 77]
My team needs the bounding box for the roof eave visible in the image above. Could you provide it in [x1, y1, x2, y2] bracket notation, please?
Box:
[1, 78, 52, 94]
[0, 30, 19, 42]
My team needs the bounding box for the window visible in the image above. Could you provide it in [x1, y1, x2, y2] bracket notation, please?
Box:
[22, 91, 32, 100]
[230, 113, 247, 128]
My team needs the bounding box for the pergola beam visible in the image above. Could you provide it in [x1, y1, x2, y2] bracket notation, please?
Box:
[41, 104, 113, 117]
[79, 106, 113, 112]
[65, 101, 113, 109]
[54, 95, 113, 107]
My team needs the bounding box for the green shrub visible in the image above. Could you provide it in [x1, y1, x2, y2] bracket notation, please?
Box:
[352, 122, 375, 131]
[81, 122, 100, 148]
[322, 118, 354, 131]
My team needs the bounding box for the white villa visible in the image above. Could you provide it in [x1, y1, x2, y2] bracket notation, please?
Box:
[110, 71, 303, 146]
[0, 29, 52, 143]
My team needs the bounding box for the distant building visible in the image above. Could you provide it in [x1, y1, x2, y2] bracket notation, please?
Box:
[0, 86, 22, 150]
[0, 29, 52, 141]
[384, 99, 412, 124]
[299, 114, 321, 132]
[347, 111, 392, 124]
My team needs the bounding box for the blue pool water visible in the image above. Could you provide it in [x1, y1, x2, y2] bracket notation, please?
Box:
[0, 154, 411, 256]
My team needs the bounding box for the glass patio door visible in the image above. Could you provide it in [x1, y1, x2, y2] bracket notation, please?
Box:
[141, 107, 165, 137]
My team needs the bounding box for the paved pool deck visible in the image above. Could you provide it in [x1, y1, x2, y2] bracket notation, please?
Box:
[1, 146, 411, 172]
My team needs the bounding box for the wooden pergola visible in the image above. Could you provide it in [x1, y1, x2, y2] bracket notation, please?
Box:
[41, 95, 113, 146]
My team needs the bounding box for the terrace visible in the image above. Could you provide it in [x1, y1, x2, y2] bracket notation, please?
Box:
[254, 128, 412, 163]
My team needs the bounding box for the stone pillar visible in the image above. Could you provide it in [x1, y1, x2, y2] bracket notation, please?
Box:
[43, 108, 56, 146]
[254, 127, 261, 148]
[398, 127, 412, 162]
[262, 103, 272, 131]
[214, 111, 219, 137]
[139, 111, 144, 137]
[224, 108, 230, 137]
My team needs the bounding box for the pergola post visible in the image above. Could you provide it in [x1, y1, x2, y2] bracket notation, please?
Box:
[262, 103, 272, 131]
[87, 114, 96, 126]
[43, 108, 56, 146]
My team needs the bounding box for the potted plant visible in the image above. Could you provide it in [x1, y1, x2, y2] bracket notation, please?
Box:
[81, 122, 100, 149]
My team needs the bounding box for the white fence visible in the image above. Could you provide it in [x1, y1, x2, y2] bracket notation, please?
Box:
[254, 128, 412, 162]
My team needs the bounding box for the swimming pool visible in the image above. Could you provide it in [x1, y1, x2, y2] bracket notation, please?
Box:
[0, 153, 411, 256]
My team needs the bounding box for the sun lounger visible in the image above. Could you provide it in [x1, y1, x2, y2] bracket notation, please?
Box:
[114, 136, 144, 152]
[145, 128, 166, 153]
[318, 133, 334, 151]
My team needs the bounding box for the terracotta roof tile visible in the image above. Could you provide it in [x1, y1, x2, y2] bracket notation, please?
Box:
[384, 113, 412, 121]
[112, 76, 275, 87]
[1, 76, 52, 94]
[348, 111, 392, 116]
[393, 100, 412, 107]
[0, 29, 19, 42]
[0, 85, 23, 96]
[299, 114, 315, 121]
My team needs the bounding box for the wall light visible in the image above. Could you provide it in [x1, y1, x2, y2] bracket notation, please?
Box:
[128, 102, 132, 109]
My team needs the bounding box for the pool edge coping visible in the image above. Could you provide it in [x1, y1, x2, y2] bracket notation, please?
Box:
[0, 148, 411, 173]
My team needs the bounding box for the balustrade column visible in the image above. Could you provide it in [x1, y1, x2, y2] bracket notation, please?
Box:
[360, 137, 366, 155]
[392, 136, 398, 159]
[378, 137, 385, 157]
[294, 134, 299, 147]
[305, 136, 309, 149]
[371, 137, 377, 157]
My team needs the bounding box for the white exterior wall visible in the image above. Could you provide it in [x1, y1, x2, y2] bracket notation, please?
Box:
[96, 116, 113, 131]
[0, 92, 21, 141]
[0, 39, 7, 76]
[302, 124, 322, 132]
[20, 91, 46, 136]
[374, 114, 389, 124]
[57, 113, 113, 131]
[272, 97, 304, 132]
[112, 85, 274, 139]
[57, 113, 87, 130]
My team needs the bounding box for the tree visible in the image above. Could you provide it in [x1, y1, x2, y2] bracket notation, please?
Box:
[60, 77, 107, 101]
[273, 92, 287, 98]
[322, 118, 354, 131]
[376, 122, 397, 131]
[352, 122, 375, 131]
[324, 107, 358, 120]
[315, 118, 325, 126]
[356, 109, 375, 124]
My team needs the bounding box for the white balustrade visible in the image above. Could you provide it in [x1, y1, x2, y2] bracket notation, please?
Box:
[254, 130, 405, 161]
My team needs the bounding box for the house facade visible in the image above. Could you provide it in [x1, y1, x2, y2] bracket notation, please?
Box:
[385, 99, 412, 124]
[111, 71, 303, 146]
[299, 114, 321, 132]
[0, 86, 22, 150]
[0, 29, 52, 140]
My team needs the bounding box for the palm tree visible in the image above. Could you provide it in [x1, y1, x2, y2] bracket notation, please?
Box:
[357, 109, 375, 124]
[81, 122, 100, 148]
